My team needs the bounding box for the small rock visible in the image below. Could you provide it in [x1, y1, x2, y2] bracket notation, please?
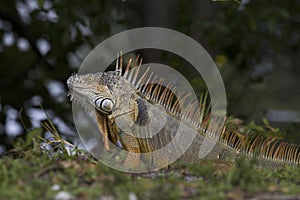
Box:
[54, 191, 75, 200]
[128, 192, 138, 200]
[184, 175, 199, 182]
[51, 184, 60, 191]
[99, 195, 114, 200]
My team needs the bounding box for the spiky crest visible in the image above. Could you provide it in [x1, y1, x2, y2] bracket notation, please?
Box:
[112, 52, 300, 165]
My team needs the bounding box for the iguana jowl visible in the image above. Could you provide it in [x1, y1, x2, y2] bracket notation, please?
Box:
[67, 54, 300, 169]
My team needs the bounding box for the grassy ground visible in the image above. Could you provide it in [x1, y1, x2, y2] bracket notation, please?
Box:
[1, 127, 300, 200]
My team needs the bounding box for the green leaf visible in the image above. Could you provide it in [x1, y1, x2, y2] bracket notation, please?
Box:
[37, 0, 44, 8]
[262, 118, 270, 126]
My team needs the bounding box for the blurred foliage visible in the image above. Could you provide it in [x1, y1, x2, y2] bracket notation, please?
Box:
[199, 1, 299, 68]
[0, 0, 113, 150]
[0, 0, 299, 150]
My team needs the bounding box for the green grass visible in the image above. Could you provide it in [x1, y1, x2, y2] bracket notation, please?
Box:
[1, 127, 300, 200]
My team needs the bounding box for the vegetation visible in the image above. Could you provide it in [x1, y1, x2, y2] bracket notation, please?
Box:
[1, 126, 300, 199]
[0, 116, 299, 199]
[0, 0, 299, 199]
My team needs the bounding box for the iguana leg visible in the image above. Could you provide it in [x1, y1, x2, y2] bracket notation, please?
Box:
[119, 132, 141, 168]
[96, 110, 142, 168]
[140, 140, 170, 169]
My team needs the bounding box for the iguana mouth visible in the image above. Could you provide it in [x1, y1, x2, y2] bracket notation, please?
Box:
[68, 88, 95, 113]
[67, 73, 79, 91]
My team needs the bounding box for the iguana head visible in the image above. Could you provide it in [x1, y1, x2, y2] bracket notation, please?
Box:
[67, 72, 116, 114]
[67, 69, 143, 151]
[67, 70, 140, 123]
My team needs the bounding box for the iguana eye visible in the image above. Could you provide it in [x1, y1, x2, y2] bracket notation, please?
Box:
[95, 98, 114, 114]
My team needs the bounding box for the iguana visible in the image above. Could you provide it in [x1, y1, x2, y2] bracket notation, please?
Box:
[67, 54, 300, 171]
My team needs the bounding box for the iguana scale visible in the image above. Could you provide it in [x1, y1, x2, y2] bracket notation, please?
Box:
[67, 54, 300, 170]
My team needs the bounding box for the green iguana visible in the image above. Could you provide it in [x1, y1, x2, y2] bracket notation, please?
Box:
[67, 54, 300, 170]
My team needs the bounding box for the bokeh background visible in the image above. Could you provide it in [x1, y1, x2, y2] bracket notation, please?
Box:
[0, 0, 299, 152]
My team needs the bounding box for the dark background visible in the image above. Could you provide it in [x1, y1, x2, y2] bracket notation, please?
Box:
[0, 0, 299, 152]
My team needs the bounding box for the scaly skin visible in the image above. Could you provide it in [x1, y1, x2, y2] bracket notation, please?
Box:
[67, 57, 300, 170]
